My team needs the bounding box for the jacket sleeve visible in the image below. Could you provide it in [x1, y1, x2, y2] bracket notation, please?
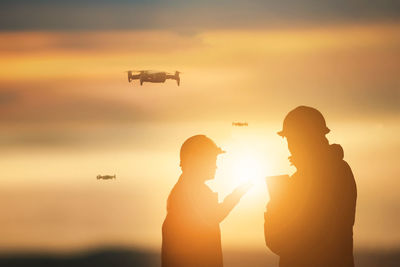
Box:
[194, 191, 242, 224]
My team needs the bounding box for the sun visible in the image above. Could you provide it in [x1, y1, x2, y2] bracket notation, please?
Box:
[231, 151, 264, 184]
[214, 133, 271, 196]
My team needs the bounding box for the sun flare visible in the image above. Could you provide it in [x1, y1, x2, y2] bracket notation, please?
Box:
[230, 151, 265, 184]
[213, 131, 274, 198]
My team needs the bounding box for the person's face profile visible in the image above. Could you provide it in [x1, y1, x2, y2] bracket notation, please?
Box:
[286, 132, 314, 156]
[184, 153, 217, 181]
[286, 134, 305, 156]
[286, 131, 326, 158]
[197, 154, 218, 181]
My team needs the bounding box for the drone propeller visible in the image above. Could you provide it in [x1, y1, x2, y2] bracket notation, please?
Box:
[167, 71, 182, 75]
[125, 70, 149, 73]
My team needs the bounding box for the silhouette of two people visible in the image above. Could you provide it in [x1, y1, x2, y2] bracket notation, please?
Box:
[162, 135, 251, 267]
[264, 106, 357, 267]
[162, 106, 357, 267]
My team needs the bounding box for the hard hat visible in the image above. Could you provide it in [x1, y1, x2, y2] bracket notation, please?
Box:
[278, 106, 330, 137]
[180, 135, 225, 162]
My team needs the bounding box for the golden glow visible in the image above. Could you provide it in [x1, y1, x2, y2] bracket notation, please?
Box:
[232, 152, 264, 184]
[0, 23, 399, 251]
[217, 133, 270, 190]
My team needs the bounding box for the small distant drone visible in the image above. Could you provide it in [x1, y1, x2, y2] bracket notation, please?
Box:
[232, 122, 248, 127]
[97, 174, 116, 180]
[126, 70, 181, 86]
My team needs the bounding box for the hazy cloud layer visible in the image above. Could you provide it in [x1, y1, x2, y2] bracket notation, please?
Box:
[0, 25, 399, 149]
[1, 0, 400, 31]
[0, 31, 202, 54]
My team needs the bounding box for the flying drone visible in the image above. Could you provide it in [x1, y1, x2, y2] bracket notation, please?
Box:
[232, 122, 249, 127]
[126, 70, 181, 86]
[97, 174, 116, 180]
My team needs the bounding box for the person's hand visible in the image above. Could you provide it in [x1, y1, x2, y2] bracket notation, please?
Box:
[219, 182, 254, 221]
[232, 181, 253, 198]
[222, 181, 254, 212]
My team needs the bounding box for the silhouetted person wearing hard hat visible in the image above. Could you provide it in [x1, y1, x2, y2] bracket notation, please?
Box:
[162, 135, 251, 267]
[264, 106, 357, 267]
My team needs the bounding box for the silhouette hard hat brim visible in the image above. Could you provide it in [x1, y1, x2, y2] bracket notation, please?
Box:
[277, 130, 285, 137]
[278, 126, 331, 137]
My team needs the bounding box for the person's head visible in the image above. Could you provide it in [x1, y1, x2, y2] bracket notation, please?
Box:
[180, 135, 225, 182]
[278, 106, 330, 158]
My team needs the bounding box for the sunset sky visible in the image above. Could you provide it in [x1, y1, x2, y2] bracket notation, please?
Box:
[0, 0, 399, 254]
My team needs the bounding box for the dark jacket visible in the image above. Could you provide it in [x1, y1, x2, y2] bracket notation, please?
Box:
[264, 144, 357, 267]
[162, 175, 223, 267]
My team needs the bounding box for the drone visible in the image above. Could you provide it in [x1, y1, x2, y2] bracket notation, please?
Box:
[97, 174, 116, 180]
[232, 122, 248, 127]
[126, 70, 181, 86]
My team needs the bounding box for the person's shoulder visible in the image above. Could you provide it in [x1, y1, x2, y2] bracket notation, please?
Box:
[341, 158, 355, 180]
[341, 159, 353, 174]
